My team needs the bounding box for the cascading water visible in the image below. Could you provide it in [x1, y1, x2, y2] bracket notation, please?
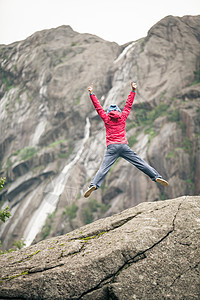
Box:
[114, 42, 135, 64]
[23, 117, 90, 246]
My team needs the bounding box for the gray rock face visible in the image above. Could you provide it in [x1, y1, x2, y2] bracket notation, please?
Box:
[0, 195, 199, 299]
[0, 16, 200, 249]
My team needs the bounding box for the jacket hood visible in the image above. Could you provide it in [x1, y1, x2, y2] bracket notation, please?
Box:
[108, 110, 122, 120]
[107, 104, 121, 114]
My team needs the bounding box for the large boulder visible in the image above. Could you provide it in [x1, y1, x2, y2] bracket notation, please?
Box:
[0, 195, 199, 299]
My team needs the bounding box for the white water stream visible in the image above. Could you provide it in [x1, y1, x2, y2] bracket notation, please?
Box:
[23, 117, 90, 246]
[114, 42, 135, 64]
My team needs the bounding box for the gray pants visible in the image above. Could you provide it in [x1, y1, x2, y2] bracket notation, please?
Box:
[90, 143, 161, 189]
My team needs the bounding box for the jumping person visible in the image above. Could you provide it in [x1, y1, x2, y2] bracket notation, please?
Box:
[84, 82, 168, 198]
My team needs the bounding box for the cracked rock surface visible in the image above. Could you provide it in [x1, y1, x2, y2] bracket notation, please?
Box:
[0, 195, 199, 299]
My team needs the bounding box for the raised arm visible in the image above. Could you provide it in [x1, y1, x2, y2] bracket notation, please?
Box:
[88, 83, 108, 121]
[122, 82, 137, 120]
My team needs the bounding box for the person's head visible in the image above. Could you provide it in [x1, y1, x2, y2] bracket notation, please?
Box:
[107, 104, 121, 114]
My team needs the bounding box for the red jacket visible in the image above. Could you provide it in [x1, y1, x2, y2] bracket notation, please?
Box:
[90, 91, 136, 146]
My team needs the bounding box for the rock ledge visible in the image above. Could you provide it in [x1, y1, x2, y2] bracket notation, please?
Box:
[0, 195, 199, 299]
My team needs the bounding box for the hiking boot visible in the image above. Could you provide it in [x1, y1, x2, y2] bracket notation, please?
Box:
[84, 186, 96, 198]
[156, 178, 169, 187]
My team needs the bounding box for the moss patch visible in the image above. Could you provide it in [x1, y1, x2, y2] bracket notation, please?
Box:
[28, 250, 41, 258]
[79, 231, 107, 241]
[0, 271, 29, 283]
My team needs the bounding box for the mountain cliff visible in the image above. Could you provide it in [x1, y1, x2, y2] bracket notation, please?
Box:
[0, 196, 199, 299]
[0, 15, 200, 249]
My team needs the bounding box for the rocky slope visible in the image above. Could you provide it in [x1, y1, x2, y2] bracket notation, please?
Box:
[0, 196, 199, 299]
[0, 15, 200, 249]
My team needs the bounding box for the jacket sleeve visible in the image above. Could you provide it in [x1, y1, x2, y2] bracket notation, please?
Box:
[90, 93, 108, 122]
[122, 91, 136, 120]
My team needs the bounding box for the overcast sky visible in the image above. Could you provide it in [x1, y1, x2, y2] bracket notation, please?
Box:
[0, 0, 200, 45]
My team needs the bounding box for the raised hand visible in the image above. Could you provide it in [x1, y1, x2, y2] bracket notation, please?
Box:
[131, 82, 137, 91]
[88, 83, 93, 94]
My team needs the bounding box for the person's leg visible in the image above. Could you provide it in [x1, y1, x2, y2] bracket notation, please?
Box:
[120, 144, 166, 183]
[84, 144, 120, 197]
[90, 144, 120, 188]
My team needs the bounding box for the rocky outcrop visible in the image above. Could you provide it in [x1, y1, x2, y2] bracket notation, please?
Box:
[0, 15, 200, 249]
[0, 195, 199, 299]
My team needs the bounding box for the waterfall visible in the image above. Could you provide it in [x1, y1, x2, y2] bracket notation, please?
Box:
[31, 118, 46, 146]
[23, 117, 91, 246]
[39, 69, 47, 99]
[114, 42, 135, 64]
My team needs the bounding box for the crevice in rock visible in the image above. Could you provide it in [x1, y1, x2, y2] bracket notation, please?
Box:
[178, 241, 192, 246]
[0, 262, 65, 283]
[116, 201, 182, 272]
[58, 243, 85, 259]
[169, 261, 200, 287]
[28, 262, 65, 274]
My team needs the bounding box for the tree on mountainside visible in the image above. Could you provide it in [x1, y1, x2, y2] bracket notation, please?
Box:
[0, 177, 26, 253]
[0, 177, 11, 223]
